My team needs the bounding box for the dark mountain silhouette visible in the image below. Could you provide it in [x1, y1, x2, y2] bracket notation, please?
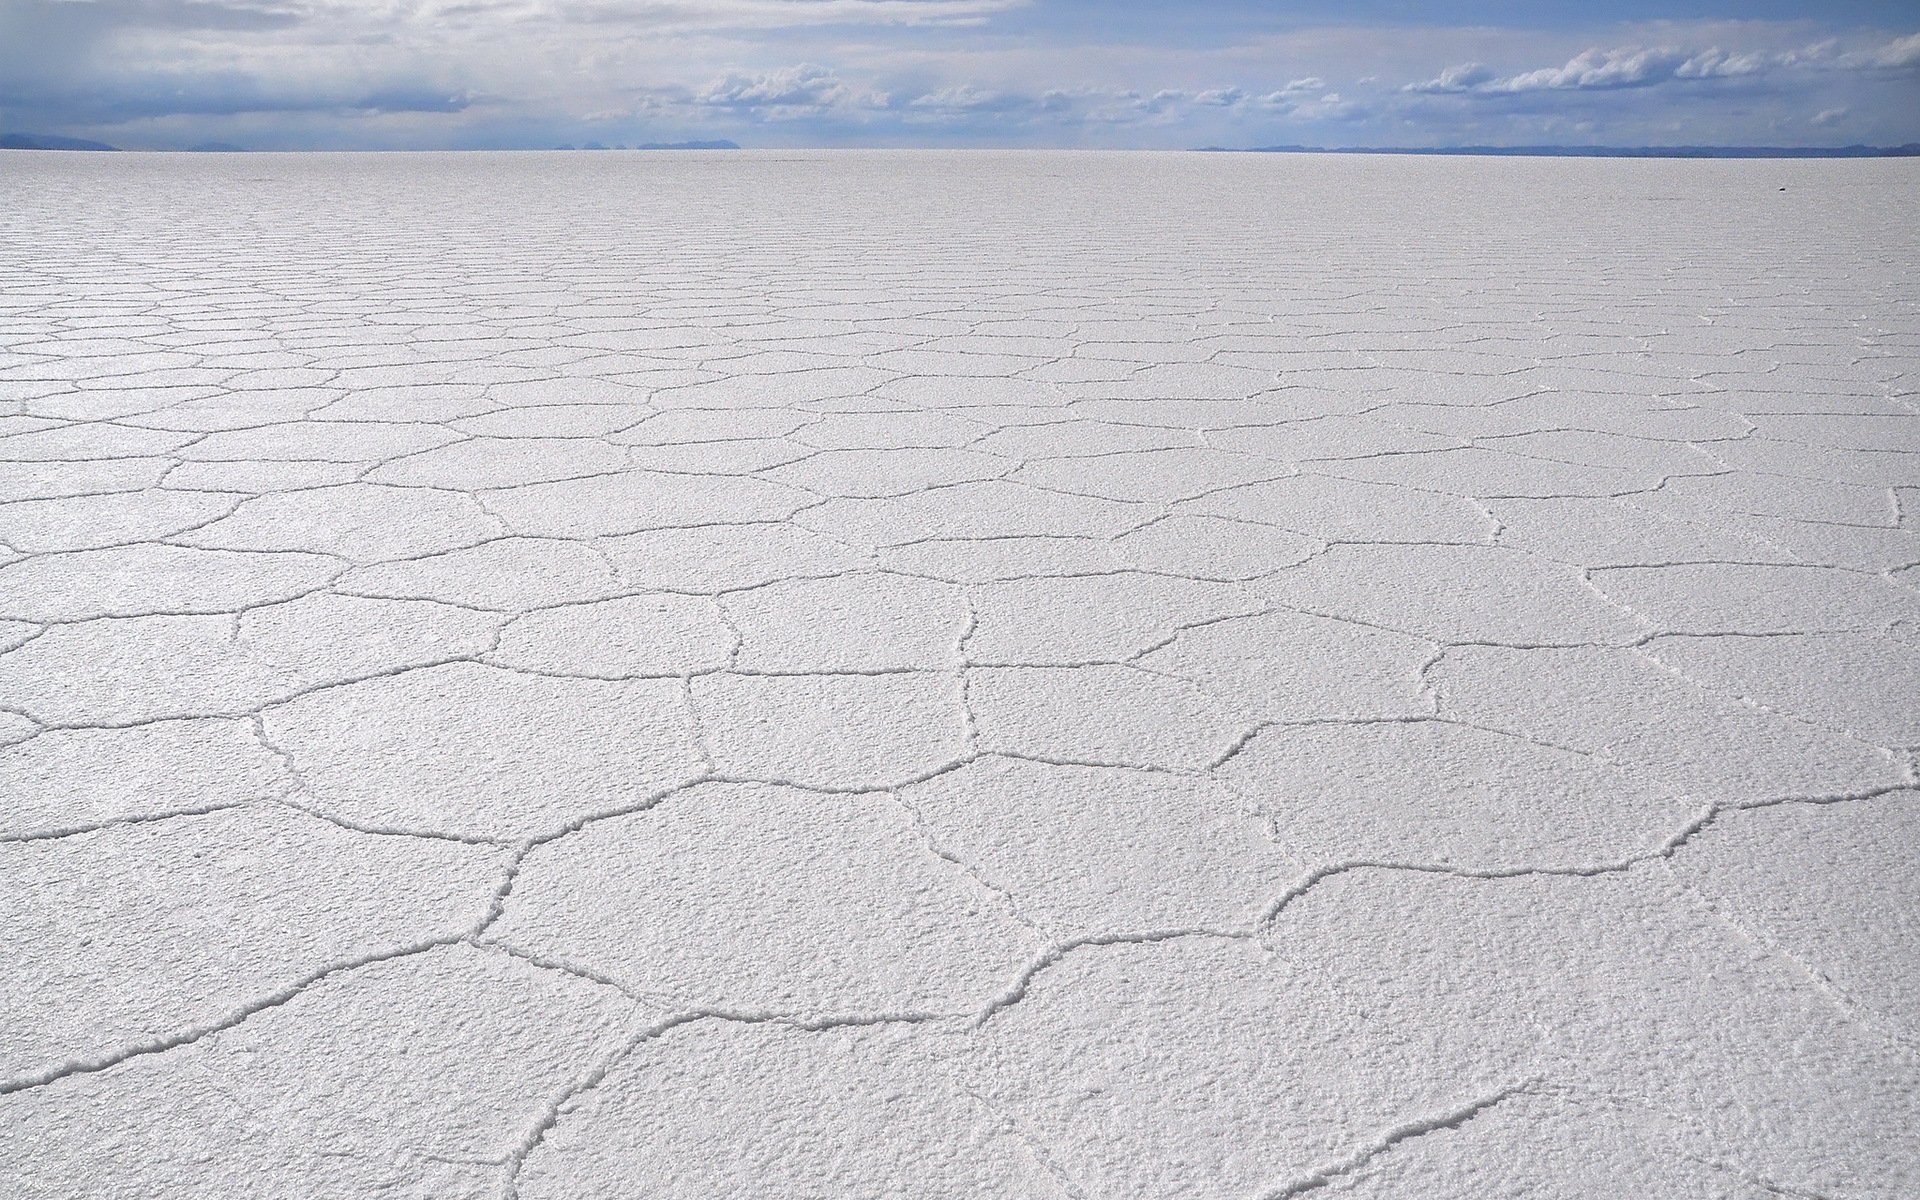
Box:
[1, 132, 119, 151]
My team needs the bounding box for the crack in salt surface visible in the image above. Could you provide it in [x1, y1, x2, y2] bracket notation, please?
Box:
[1256, 782, 1915, 934]
[1255, 1081, 1541, 1198]
[0, 938, 464, 1095]
[499, 1005, 955, 1197]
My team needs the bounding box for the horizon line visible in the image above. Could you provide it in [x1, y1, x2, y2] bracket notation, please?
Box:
[6, 133, 1920, 159]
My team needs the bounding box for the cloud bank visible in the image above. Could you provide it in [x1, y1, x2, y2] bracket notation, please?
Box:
[1408, 31, 1920, 99]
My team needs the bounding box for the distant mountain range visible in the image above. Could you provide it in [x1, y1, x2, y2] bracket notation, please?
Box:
[1198, 143, 1920, 158]
[1, 132, 119, 151]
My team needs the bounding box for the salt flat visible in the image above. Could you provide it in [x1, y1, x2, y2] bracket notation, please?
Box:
[1, 149, 1916, 1198]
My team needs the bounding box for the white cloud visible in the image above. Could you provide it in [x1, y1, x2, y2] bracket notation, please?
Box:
[528, 0, 1028, 33]
[1490, 46, 1691, 92]
[909, 84, 1027, 113]
[1290, 91, 1364, 121]
[696, 64, 888, 115]
[1403, 63, 1495, 94]
[1406, 30, 1920, 99]
[1674, 48, 1772, 79]
[1861, 31, 1920, 69]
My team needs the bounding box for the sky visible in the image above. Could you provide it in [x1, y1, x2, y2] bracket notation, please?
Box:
[2, 0, 1917, 150]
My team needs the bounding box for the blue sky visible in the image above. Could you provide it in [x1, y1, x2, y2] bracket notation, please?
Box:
[2, 0, 1916, 150]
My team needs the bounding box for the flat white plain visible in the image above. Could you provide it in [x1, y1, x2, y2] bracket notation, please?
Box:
[1, 150, 1917, 1199]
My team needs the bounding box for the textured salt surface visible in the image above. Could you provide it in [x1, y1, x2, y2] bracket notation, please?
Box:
[1, 150, 1916, 1198]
